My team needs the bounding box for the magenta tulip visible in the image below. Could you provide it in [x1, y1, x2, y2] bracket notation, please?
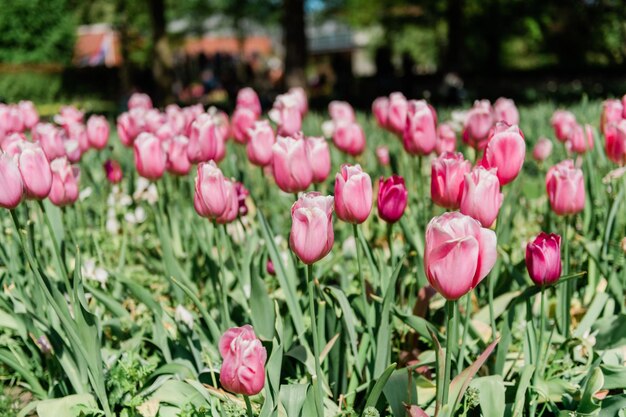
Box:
[481, 123, 526, 185]
[271, 134, 313, 193]
[133, 133, 167, 180]
[424, 212, 497, 300]
[532, 137, 553, 162]
[546, 160, 585, 216]
[18, 144, 52, 199]
[462, 101, 494, 150]
[387, 92, 408, 135]
[431, 152, 472, 209]
[236, 87, 262, 117]
[166, 135, 191, 175]
[219, 325, 267, 396]
[604, 120, 626, 165]
[231, 107, 258, 144]
[48, 158, 79, 207]
[290, 192, 334, 264]
[0, 153, 23, 209]
[403, 100, 437, 156]
[86, 115, 110, 150]
[333, 121, 366, 156]
[188, 113, 226, 164]
[306, 136, 331, 184]
[334, 164, 372, 224]
[526, 232, 562, 286]
[459, 167, 503, 228]
[246, 120, 276, 167]
[493, 97, 519, 126]
[372, 97, 389, 128]
[378, 175, 408, 223]
[103, 159, 123, 184]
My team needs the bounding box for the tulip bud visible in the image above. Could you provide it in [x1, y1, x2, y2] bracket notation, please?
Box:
[236, 87, 262, 117]
[18, 145, 52, 199]
[288, 87, 308, 116]
[86, 115, 110, 150]
[333, 121, 366, 156]
[403, 100, 437, 156]
[306, 136, 331, 184]
[551, 110, 577, 143]
[377, 175, 408, 223]
[493, 97, 519, 126]
[604, 120, 626, 165]
[376, 146, 390, 166]
[387, 92, 408, 135]
[194, 161, 233, 220]
[329, 101, 356, 123]
[234, 181, 249, 216]
[266, 259, 276, 276]
[128, 93, 153, 110]
[424, 212, 497, 300]
[48, 158, 79, 207]
[271, 134, 313, 193]
[481, 123, 526, 185]
[436, 123, 457, 155]
[103, 159, 123, 184]
[167, 135, 192, 175]
[133, 133, 167, 180]
[231, 107, 257, 144]
[526, 232, 562, 286]
[18, 100, 39, 130]
[431, 152, 472, 209]
[372, 97, 389, 128]
[334, 164, 372, 224]
[600, 99, 623, 135]
[462, 101, 494, 150]
[33, 123, 66, 160]
[566, 123, 594, 154]
[459, 167, 503, 228]
[290, 192, 334, 264]
[219, 325, 267, 396]
[0, 153, 23, 209]
[532, 137, 553, 162]
[188, 113, 226, 164]
[546, 160, 585, 216]
[246, 120, 275, 167]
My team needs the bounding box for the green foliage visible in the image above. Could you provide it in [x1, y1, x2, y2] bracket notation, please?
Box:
[0, 71, 62, 103]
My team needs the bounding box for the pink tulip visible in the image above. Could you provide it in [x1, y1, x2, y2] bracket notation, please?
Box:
[156, 123, 176, 142]
[462, 101, 494, 149]
[551, 110, 577, 143]
[459, 167, 503, 228]
[271, 134, 313, 193]
[18, 101, 39, 130]
[290, 192, 334, 264]
[387, 92, 408, 135]
[334, 164, 372, 224]
[7, 105, 24, 133]
[194, 161, 234, 220]
[604, 120, 626, 165]
[33, 123, 66, 161]
[188, 113, 226, 164]
[480, 123, 526, 185]
[306, 136, 331, 184]
[231, 107, 258, 144]
[86, 115, 110, 150]
[166, 135, 191, 175]
[68, 123, 89, 155]
[566, 123, 594, 154]
[0, 153, 23, 209]
[329, 101, 356, 123]
[600, 99, 623, 135]
[246, 120, 276, 167]
[424, 212, 497, 300]
[266, 260, 276, 276]
[18, 144, 52, 199]
[236, 87, 262, 117]
[270, 94, 303, 137]
[219, 325, 267, 396]
[532, 137, 553, 162]
[431, 152, 472, 209]
[117, 112, 137, 147]
[378, 175, 408, 223]
[182, 104, 205, 136]
[376, 146, 390, 166]
[48, 158, 79, 207]
[103, 159, 123, 184]
[403, 100, 437, 156]
[64, 138, 82, 164]
[1, 133, 26, 157]
[526, 232, 562, 286]
[215, 181, 240, 224]
[333, 121, 366, 156]
[128, 93, 153, 110]
[165, 104, 186, 135]
[372, 97, 389, 128]
[234, 181, 249, 216]
[546, 160, 585, 216]
[143, 109, 165, 133]
[133, 133, 167, 180]
[54, 106, 84, 131]
[288, 87, 308, 116]
[493, 97, 519, 126]
[436, 123, 457, 155]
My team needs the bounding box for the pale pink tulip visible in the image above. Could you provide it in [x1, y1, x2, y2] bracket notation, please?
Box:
[133, 133, 167, 180]
[86, 115, 110, 150]
[236, 87, 262, 117]
[271, 134, 313, 193]
[459, 167, 503, 228]
[290, 192, 334, 264]
[431, 152, 472, 209]
[334, 164, 372, 224]
[493, 97, 519, 126]
[546, 160, 585, 216]
[372, 97, 389, 128]
[48, 158, 79, 207]
[532, 137, 553, 162]
[403, 100, 437, 156]
[231, 107, 258, 144]
[333, 121, 366, 156]
[18, 144, 52, 199]
[167, 135, 191, 175]
[246, 120, 276, 167]
[0, 153, 23, 209]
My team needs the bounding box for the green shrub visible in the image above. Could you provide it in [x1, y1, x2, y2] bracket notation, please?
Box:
[0, 71, 62, 103]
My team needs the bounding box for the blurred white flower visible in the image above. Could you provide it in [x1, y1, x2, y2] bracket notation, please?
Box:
[79, 187, 92, 201]
[125, 206, 147, 224]
[175, 305, 194, 329]
[342, 236, 357, 259]
[321, 120, 336, 138]
[81, 258, 108, 289]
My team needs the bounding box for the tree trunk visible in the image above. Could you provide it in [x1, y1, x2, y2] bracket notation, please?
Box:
[283, 0, 307, 88]
[445, 0, 463, 72]
[147, 0, 174, 106]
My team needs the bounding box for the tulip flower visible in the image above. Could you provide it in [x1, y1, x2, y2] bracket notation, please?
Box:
[188, 113, 226, 164]
[166, 135, 192, 175]
[18, 100, 39, 130]
[68, 123, 89, 155]
[246, 120, 275, 167]
[231, 107, 258, 144]
[403, 100, 437, 156]
[532, 137, 553, 162]
[234, 181, 249, 216]
[143, 109, 166, 134]
[376, 146, 390, 166]
[128, 93, 153, 110]
[6, 105, 24, 134]
[334, 164, 372, 224]
[219, 325, 267, 396]
[333, 121, 366, 156]
[566, 123, 594, 154]
[48, 158, 79, 207]
[194, 161, 234, 220]
[493, 97, 519, 126]
[269, 94, 302, 137]
[459, 167, 503, 228]
[306, 136, 331, 184]
[387, 92, 408, 135]
[133, 132, 167, 180]
[431, 152, 472, 209]
[436, 123, 457, 155]
[236, 87, 262, 117]
[372, 97, 389, 128]
[215, 182, 239, 224]
[526, 232, 562, 286]
[600, 99, 623, 135]
[0, 153, 23, 209]
[33, 123, 66, 161]
[54, 106, 84, 131]
[86, 115, 110, 150]
[103, 159, 123, 184]
[155, 123, 176, 142]
[462, 101, 494, 150]
[424, 211, 497, 300]
[604, 120, 626, 165]
[378, 175, 408, 223]
[329, 101, 356, 123]
[289, 192, 334, 264]
[271, 134, 313, 193]
[117, 111, 138, 147]
[165, 104, 186, 136]
[480, 123, 526, 185]
[551, 110, 577, 143]
[288, 87, 308, 116]
[546, 160, 585, 216]
[18, 144, 52, 199]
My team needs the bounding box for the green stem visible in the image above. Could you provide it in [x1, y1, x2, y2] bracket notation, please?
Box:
[214, 222, 231, 327]
[563, 217, 571, 339]
[307, 264, 324, 417]
[353, 224, 375, 343]
[488, 272, 497, 341]
[442, 300, 457, 407]
[530, 287, 546, 417]
[244, 395, 254, 417]
[456, 293, 472, 374]
[386, 222, 394, 266]
[37, 201, 72, 295]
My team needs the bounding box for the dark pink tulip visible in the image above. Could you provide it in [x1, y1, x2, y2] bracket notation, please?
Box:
[166, 135, 191, 175]
[376, 146, 390, 166]
[33, 123, 66, 161]
[103, 159, 123, 184]
[372, 97, 389, 128]
[246, 120, 275, 167]
[133, 133, 167, 180]
[377, 175, 408, 223]
[236, 87, 262, 117]
[462, 100, 494, 149]
[431, 152, 471, 209]
[435, 123, 457, 155]
[329, 101, 356, 123]
[188, 113, 226, 164]
[546, 160, 585, 216]
[403, 100, 437, 156]
[231, 107, 258, 144]
[86, 115, 109, 150]
[526, 232, 562, 286]
[600, 99, 623, 135]
[387, 92, 408, 135]
[128, 93, 153, 110]
[424, 212, 497, 300]
[219, 325, 267, 396]
[459, 166, 503, 228]
[306, 136, 331, 184]
[290, 192, 334, 264]
[48, 158, 79, 207]
[266, 260, 276, 276]
[333, 121, 366, 156]
[18, 144, 52, 199]
[551, 110, 577, 143]
[604, 120, 626, 165]
[566, 123, 594, 154]
[234, 181, 249, 216]
[493, 97, 519, 126]
[0, 153, 23, 209]
[532, 137, 553, 162]
[271, 134, 313, 193]
[334, 164, 372, 224]
[481, 123, 526, 185]
[18, 100, 39, 130]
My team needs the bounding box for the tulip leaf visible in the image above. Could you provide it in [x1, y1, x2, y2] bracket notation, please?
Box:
[280, 384, 309, 417]
[382, 368, 418, 417]
[573, 292, 609, 339]
[250, 260, 276, 341]
[324, 286, 360, 359]
[511, 365, 535, 417]
[577, 367, 604, 415]
[363, 363, 396, 410]
[470, 376, 505, 417]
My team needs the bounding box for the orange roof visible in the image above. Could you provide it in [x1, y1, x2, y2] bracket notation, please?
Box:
[183, 36, 273, 57]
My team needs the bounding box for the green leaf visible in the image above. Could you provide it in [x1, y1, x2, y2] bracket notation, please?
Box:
[34, 394, 99, 417]
[574, 292, 609, 339]
[325, 286, 360, 359]
[471, 376, 505, 417]
[577, 367, 604, 416]
[280, 384, 309, 417]
[383, 368, 417, 417]
[512, 365, 535, 417]
[250, 263, 276, 341]
[363, 363, 396, 410]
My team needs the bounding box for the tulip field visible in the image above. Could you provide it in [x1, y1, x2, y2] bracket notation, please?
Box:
[1, 91, 626, 417]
